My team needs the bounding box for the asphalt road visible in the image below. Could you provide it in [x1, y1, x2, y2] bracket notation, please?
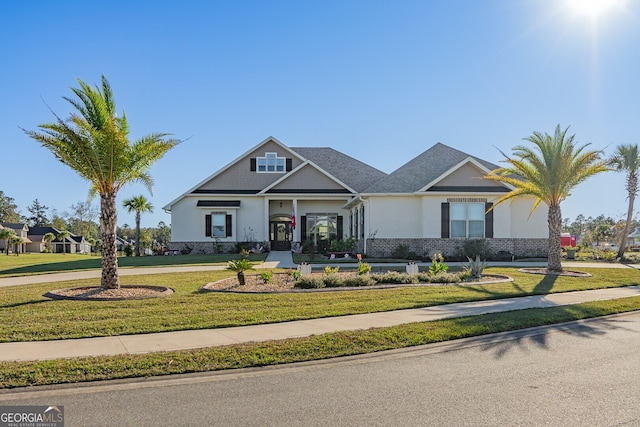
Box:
[3, 312, 640, 426]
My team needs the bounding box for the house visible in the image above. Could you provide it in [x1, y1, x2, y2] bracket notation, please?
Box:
[0, 223, 32, 254]
[25, 226, 92, 254]
[163, 137, 548, 259]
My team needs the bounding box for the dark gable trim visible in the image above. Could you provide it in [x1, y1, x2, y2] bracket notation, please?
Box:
[264, 189, 353, 194]
[427, 186, 507, 193]
[192, 189, 259, 194]
[196, 200, 241, 207]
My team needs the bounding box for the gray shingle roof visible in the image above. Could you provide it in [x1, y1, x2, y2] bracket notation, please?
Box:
[290, 147, 388, 192]
[362, 142, 500, 193]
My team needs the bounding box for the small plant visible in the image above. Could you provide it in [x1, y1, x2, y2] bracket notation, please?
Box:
[358, 261, 372, 275]
[324, 266, 340, 275]
[260, 270, 273, 284]
[466, 255, 487, 278]
[289, 269, 301, 280]
[240, 248, 251, 258]
[429, 254, 449, 275]
[226, 258, 254, 286]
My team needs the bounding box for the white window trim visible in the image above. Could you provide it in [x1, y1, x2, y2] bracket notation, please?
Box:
[256, 152, 286, 173]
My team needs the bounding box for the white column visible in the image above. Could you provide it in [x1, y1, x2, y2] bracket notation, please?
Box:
[292, 198, 298, 242]
[264, 198, 270, 243]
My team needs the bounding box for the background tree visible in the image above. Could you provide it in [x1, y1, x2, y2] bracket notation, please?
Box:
[67, 201, 99, 240]
[609, 144, 640, 258]
[0, 191, 21, 223]
[0, 228, 16, 255]
[23, 75, 178, 289]
[153, 221, 171, 249]
[9, 235, 24, 255]
[57, 230, 70, 254]
[50, 209, 68, 231]
[485, 125, 608, 272]
[122, 195, 154, 257]
[27, 199, 50, 227]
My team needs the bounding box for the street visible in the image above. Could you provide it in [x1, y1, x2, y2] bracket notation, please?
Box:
[2, 312, 640, 426]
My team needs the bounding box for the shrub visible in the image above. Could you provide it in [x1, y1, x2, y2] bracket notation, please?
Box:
[124, 245, 133, 257]
[295, 277, 325, 289]
[429, 254, 448, 275]
[430, 272, 466, 283]
[342, 276, 377, 287]
[391, 244, 410, 259]
[323, 275, 345, 287]
[324, 266, 340, 275]
[260, 270, 273, 284]
[289, 270, 301, 280]
[358, 262, 372, 275]
[371, 271, 419, 284]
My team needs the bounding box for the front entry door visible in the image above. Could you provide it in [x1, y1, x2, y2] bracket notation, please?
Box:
[270, 221, 292, 251]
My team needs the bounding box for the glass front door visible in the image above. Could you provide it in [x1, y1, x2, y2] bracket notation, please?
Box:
[270, 221, 291, 250]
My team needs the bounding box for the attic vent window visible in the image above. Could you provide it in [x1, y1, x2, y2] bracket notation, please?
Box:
[257, 152, 285, 173]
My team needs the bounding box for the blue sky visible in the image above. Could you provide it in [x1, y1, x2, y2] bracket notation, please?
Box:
[2, 0, 639, 229]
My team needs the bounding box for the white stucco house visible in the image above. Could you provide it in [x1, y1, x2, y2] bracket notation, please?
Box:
[163, 137, 548, 259]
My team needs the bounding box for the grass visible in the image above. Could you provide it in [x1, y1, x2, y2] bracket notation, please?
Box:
[0, 253, 267, 277]
[1, 296, 639, 389]
[1, 267, 639, 343]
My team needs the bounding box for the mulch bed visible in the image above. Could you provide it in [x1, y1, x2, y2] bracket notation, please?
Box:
[518, 268, 592, 277]
[44, 285, 173, 301]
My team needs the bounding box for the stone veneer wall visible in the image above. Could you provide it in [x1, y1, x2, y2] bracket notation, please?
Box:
[365, 238, 548, 260]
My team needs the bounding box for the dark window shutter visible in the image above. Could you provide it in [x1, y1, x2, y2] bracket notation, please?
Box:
[286, 158, 292, 171]
[485, 202, 494, 238]
[205, 214, 212, 237]
[226, 214, 232, 237]
[250, 158, 256, 171]
[301, 215, 307, 241]
[441, 203, 450, 238]
[337, 216, 343, 239]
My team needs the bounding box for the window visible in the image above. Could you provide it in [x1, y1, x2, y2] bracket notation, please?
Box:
[305, 213, 339, 244]
[211, 213, 226, 237]
[450, 202, 485, 238]
[205, 213, 232, 238]
[257, 152, 285, 173]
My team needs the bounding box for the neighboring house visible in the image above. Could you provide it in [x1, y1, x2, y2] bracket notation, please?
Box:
[27, 227, 92, 254]
[0, 223, 32, 254]
[164, 137, 548, 258]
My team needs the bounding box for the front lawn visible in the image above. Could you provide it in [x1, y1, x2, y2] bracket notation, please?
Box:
[0, 253, 267, 277]
[1, 267, 638, 342]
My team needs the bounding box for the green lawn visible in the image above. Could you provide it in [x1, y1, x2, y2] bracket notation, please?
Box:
[1, 267, 638, 343]
[2, 264, 640, 389]
[0, 253, 267, 277]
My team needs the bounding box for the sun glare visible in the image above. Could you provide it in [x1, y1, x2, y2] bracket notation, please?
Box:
[565, 0, 626, 18]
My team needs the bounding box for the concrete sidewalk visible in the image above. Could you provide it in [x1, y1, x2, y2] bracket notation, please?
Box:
[2, 286, 640, 362]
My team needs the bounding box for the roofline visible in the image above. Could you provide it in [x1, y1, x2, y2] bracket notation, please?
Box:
[162, 136, 307, 211]
[259, 160, 357, 194]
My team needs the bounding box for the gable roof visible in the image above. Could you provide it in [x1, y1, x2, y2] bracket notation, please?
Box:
[362, 142, 504, 193]
[289, 147, 387, 193]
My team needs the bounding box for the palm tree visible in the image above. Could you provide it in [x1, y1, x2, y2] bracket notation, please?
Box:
[10, 235, 24, 256]
[43, 232, 56, 253]
[23, 75, 178, 289]
[485, 125, 608, 272]
[57, 230, 70, 254]
[0, 228, 16, 255]
[122, 195, 153, 257]
[609, 144, 640, 259]
[226, 258, 254, 286]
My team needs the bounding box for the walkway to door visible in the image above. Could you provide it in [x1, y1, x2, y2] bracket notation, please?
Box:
[264, 250, 297, 269]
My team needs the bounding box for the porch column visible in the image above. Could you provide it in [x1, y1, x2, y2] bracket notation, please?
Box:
[292, 198, 298, 242]
[264, 198, 270, 243]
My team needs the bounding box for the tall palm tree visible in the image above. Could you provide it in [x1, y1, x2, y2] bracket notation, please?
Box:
[57, 230, 70, 254]
[43, 231, 56, 253]
[609, 144, 640, 259]
[23, 76, 178, 289]
[122, 195, 153, 257]
[485, 125, 608, 272]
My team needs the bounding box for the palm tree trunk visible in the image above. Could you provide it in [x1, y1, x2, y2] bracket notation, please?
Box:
[618, 175, 637, 259]
[135, 211, 141, 257]
[100, 193, 120, 289]
[548, 204, 563, 272]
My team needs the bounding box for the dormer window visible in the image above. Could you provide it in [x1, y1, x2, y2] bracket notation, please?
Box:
[257, 152, 285, 173]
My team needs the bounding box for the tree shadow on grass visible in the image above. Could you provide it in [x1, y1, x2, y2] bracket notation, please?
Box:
[0, 299, 52, 309]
